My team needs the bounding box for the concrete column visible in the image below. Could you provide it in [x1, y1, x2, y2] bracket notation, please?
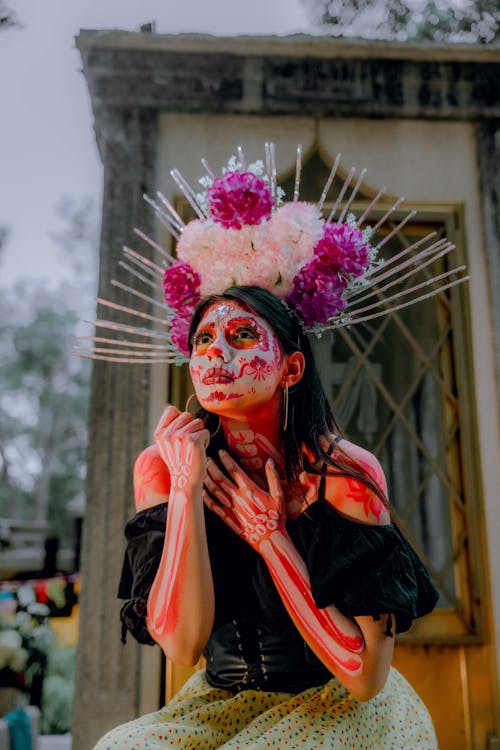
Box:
[476, 119, 500, 408]
[72, 106, 160, 750]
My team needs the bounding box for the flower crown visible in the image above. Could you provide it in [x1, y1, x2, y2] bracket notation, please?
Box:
[78, 144, 468, 365]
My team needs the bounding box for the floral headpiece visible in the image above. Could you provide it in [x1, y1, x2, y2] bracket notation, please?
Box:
[78, 144, 468, 364]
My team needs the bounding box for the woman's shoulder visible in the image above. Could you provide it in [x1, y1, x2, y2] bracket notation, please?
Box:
[322, 435, 391, 527]
[133, 444, 171, 512]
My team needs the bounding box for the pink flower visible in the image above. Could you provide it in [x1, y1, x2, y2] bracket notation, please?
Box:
[314, 223, 371, 279]
[287, 258, 348, 325]
[207, 171, 274, 229]
[170, 308, 193, 357]
[162, 261, 201, 310]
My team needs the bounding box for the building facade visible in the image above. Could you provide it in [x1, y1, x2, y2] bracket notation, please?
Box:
[75, 31, 500, 750]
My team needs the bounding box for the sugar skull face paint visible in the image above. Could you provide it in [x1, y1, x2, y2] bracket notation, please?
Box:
[189, 302, 284, 416]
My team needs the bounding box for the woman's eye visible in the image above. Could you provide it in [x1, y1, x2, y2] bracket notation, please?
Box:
[194, 332, 213, 347]
[233, 327, 258, 341]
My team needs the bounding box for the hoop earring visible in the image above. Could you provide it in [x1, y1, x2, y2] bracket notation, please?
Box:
[185, 392, 199, 414]
[282, 382, 289, 432]
[185, 392, 221, 439]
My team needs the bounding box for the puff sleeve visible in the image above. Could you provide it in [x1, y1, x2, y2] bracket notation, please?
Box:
[117, 503, 167, 645]
[290, 501, 439, 634]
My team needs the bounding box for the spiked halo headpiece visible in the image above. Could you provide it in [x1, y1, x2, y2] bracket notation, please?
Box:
[76, 144, 469, 365]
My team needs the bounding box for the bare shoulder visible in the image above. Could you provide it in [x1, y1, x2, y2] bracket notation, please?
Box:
[133, 444, 171, 512]
[323, 435, 391, 526]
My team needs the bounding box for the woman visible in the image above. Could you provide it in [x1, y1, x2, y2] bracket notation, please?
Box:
[98, 285, 440, 749]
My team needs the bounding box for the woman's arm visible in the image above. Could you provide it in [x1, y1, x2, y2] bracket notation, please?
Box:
[204, 450, 394, 701]
[138, 405, 214, 666]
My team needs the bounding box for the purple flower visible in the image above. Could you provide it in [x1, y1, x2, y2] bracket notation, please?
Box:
[207, 171, 274, 230]
[314, 223, 371, 279]
[163, 261, 201, 310]
[170, 308, 193, 357]
[287, 258, 348, 326]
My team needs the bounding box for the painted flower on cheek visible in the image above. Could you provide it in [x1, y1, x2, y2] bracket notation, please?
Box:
[241, 355, 274, 381]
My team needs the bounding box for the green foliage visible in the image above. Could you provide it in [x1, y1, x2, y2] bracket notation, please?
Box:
[0, 196, 97, 550]
[303, 0, 500, 43]
[41, 647, 76, 734]
[0, 283, 91, 542]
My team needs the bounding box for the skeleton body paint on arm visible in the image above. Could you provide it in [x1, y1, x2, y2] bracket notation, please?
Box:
[143, 405, 215, 666]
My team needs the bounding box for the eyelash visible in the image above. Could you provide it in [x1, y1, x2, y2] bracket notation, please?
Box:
[192, 326, 261, 347]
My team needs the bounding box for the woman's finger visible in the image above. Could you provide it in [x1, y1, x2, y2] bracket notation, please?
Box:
[206, 462, 237, 497]
[165, 411, 197, 433]
[203, 491, 242, 535]
[206, 456, 235, 485]
[204, 475, 231, 507]
[154, 404, 181, 434]
[218, 450, 254, 490]
[193, 428, 211, 451]
[265, 458, 284, 504]
[202, 490, 224, 517]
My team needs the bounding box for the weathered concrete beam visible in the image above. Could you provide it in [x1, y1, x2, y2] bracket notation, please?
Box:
[76, 31, 500, 131]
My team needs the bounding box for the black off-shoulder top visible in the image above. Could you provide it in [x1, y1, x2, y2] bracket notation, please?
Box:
[118, 482, 439, 692]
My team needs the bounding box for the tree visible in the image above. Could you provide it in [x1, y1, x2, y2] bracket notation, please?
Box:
[0, 1, 19, 31]
[0, 198, 97, 548]
[301, 0, 500, 43]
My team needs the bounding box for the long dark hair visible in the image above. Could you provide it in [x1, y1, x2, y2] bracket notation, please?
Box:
[188, 285, 388, 507]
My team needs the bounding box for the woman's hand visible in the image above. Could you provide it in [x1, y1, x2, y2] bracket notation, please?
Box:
[154, 405, 210, 494]
[147, 405, 214, 664]
[204, 449, 369, 678]
[203, 450, 286, 551]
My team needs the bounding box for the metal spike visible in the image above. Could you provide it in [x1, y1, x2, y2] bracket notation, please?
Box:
[170, 168, 207, 219]
[131, 232, 173, 273]
[356, 186, 386, 227]
[375, 210, 417, 250]
[75, 352, 185, 364]
[110, 280, 165, 310]
[76, 335, 167, 350]
[201, 158, 215, 179]
[143, 194, 181, 244]
[371, 197, 405, 233]
[86, 319, 175, 342]
[362, 231, 440, 283]
[317, 153, 342, 212]
[270, 142, 277, 206]
[327, 167, 355, 224]
[118, 261, 163, 291]
[321, 275, 469, 331]
[264, 142, 272, 194]
[347, 244, 456, 307]
[97, 298, 168, 326]
[345, 266, 466, 317]
[338, 168, 367, 224]
[156, 191, 186, 228]
[293, 144, 302, 202]
[75, 345, 174, 358]
[122, 250, 160, 282]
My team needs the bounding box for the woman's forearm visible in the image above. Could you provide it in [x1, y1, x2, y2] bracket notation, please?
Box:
[147, 485, 215, 665]
[260, 530, 393, 700]
[260, 530, 363, 671]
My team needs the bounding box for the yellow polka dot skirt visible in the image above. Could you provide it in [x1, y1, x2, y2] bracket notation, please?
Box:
[95, 667, 438, 749]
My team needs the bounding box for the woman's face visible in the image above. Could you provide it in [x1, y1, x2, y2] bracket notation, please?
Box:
[189, 301, 286, 418]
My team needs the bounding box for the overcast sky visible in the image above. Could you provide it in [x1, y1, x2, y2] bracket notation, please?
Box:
[0, 0, 314, 290]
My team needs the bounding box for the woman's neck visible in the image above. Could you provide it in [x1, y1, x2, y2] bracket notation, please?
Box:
[220, 399, 285, 483]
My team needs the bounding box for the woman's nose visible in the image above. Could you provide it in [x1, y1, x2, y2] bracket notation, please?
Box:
[206, 337, 230, 361]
